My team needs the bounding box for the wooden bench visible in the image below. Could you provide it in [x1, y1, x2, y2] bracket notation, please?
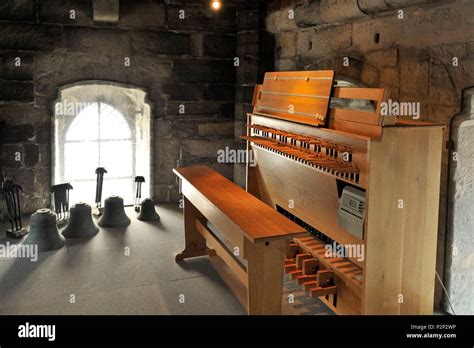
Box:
[173, 166, 307, 315]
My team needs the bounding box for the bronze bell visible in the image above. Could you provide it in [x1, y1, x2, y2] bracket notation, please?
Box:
[62, 202, 99, 238]
[137, 198, 160, 221]
[98, 196, 131, 228]
[23, 209, 65, 252]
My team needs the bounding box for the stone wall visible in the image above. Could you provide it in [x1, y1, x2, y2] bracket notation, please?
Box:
[265, 0, 474, 311]
[233, 2, 274, 188]
[446, 88, 474, 314]
[0, 0, 249, 219]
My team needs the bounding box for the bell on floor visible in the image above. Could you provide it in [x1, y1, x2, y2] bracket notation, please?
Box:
[137, 198, 160, 221]
[62, 202, 99, 238]
[98, 196, 131, 228]
[22, 209, 65, 252]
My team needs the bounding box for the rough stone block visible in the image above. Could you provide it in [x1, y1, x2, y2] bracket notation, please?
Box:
[235, 86, 254, 103]
[166, 6, 236, 31]
[236, 61, 258, 85]
[181, 138, 235, 159]
[399, 51, 430, 100]
[190, 33, 204, 57]
[167, 101, 227, 116]
[204, 84, 235, 101]
[0, 80, 34, 102]
[205, 34, 237, 58]
[430, 44, 468, 65]
[237, 9, 259, 30]
[0, 105, 48, 125]
[237, 42, 259, 59]
[234, 120, 246, 140]
[154, 158, 178, 185]
[93, 0, 119, 23]
[0, 0, 36, 21]
[234, 102, 253, 122]
[429, 65, 459, 107]
[153, 119, 171, 139]
[275, 59, 297, 71]
[38, 0, 93, 25]
[131, 30, 190, 56]
[266, 8, 298, 33]
[118, 0, 166, 28]
[468, 42, 474, 57]
[218, 102, 235, 118]
[197, 122, 234, 137]
[132, 56, 173, 80]
[380, 67, 400, 89]
[1, 53, 34, 81]
[360, 63, 379, 87]
[153, 184, 171, 202]
[12, 168, 35, 194]
[64, 27, 131, 55]
[319, 0, 364, 23]
[1, 123, 34, 143]
[277, 32, 296, 59]
[1, 144, 23, 168]
[296, 25, 352, 59]
[237, 31, 259, 45]
[366, 48, 398, 67]
[162, 83, 204, 101]
[0, 23, 62, 51]
[154, 137, 180, 165]
[173, 59, 235, 83]
[24, 143, 39, 167]
[353, 1, 474, 51]
[170, 120, 196, 138]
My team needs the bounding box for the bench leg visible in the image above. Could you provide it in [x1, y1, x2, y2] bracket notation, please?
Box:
[175, 197, 213, 262]
[244, 238, 287, 315]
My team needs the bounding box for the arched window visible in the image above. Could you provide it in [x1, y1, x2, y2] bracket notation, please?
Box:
[53, 82, 152, 206]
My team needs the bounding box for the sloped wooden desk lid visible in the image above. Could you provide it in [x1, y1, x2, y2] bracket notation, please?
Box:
[252, 70, 335, 127]
[174, 166, 307, 242]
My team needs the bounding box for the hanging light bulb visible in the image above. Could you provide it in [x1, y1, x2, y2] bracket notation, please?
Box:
[211, 0, 222, 11]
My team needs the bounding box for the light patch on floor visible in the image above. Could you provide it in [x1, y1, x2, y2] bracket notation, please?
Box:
[0, 204, 330, 315]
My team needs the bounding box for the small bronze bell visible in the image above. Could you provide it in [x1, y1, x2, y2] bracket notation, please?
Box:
[62, 202, 99, 238]
[137, 198, 160, 221]
[23, 209, 65, 252]
[97, 196, 131, 228]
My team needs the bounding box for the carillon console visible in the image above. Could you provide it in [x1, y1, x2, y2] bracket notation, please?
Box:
[243, 70, 444, 315]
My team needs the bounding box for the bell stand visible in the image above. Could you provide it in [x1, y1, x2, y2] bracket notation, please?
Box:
[51, 183, 73, 226]
[93, 167, 107, 216]
[2, 178, 28, 239]
[134, 176, 145, 212]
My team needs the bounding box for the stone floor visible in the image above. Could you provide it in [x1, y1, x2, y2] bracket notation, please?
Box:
[0, 203, 332, 315]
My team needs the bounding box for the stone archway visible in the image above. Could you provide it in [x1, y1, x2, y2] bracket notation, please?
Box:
[445, 87, 474, 314]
